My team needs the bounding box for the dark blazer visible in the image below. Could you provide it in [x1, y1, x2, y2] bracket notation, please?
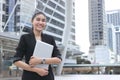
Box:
[13, 32, 61, 80]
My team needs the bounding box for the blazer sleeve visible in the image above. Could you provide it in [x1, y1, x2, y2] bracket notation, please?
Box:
[13, 35, 27, 63]
[51, 37, 62, 60]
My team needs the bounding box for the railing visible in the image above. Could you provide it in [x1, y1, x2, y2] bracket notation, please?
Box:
[62, 64, 120, 74]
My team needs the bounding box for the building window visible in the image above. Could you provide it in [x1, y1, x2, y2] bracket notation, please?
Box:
[37, 1, 44, 11]
[53, 12, 65, 21]
[3, 4, 6, 11]
[44, 7, 53, 15]
[50, 19, 64, 28]
[71, 35, 75, 40]
[73, 2, 75, 7]
[73, 9, 75, 13]
[72, 22, 75, 26]
[59, 0, 65, 7]
[54, 0, 59, 2]
[56, 6, 65, 14]
[15, 16, 20, 22]
[53, 36, 62, 42]
[41, 0, 47, 3]
[115, 27, 119, 31]
[15, 5, 20, 12]
[47, 1, 56, 8]
[46, 26, 63, 36]
[72, 15, 75, 20]
[46, 16, 50, 22]
[71, 28, 75, 33]
[2, 15, 7, 22]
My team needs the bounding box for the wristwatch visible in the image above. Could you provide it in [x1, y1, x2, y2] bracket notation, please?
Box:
[41, 58, 46, 64]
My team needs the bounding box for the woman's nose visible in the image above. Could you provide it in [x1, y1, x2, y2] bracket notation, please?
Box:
[39, 20, 44, 24]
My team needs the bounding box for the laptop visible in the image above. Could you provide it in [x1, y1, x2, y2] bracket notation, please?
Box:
[33, 40, 54, 69]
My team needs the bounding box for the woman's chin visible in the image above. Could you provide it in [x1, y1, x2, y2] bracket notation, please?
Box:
[37, 29, 43, 32]
[36, 28, 43, 31]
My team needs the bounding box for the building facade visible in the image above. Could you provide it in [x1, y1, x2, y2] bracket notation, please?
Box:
[106, 9, 120, 62]
[114, 26, 120, 61]
[88, 0, 108, 63]
[1, 0, 76, 45]
[106, 10, 120, 26]
[88, 0, 106, 47]
[95, 45, 115, 64]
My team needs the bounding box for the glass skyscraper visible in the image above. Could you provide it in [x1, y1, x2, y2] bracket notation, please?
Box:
[88, 0, 106, 47]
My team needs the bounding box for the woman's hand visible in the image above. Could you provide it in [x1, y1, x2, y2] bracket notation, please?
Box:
[33, 67, 49, 76]
[29, 56, 41, 67]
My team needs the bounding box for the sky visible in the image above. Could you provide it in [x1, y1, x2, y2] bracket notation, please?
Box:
[75, 0, 120, 54]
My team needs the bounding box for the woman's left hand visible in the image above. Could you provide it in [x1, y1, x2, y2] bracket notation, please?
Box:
[29, 56, 41, 67]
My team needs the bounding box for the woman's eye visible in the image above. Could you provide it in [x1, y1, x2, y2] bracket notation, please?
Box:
[42, 19, 46, 22]
[36, 18, 40, 21]
[36, 18, 46, 22]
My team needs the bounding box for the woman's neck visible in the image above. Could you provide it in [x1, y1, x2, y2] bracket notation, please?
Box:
[33, 31, 42, 40]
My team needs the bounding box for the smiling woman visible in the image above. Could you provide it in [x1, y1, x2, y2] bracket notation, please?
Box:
[13, 12, 62, 80]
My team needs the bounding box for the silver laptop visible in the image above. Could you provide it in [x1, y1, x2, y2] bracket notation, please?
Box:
[33, 40, 54, 69]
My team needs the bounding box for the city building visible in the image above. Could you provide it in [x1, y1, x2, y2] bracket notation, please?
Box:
[88, 0, 108, 63]
[114, 26, 120, 62]
[1, 0, 76, 44]
[88, 0, 106, 47]
[106, 9, 120, 62]
[103, 24, 120, 63]
[106, 10, 120, 26]
[95, 45, 115, 64]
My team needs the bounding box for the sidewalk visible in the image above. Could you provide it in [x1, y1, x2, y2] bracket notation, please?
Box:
[1, 75, 120, 80]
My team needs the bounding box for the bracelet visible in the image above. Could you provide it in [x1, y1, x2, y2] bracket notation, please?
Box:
[41, 58, 46, 64]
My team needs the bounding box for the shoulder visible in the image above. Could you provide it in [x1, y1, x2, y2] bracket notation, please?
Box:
[19, 33, 33, 42]
[20, 33, 33, 38]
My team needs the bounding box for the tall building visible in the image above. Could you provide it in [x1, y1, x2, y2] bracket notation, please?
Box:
[106, 10, 120, 26]
[106, 24, 120, 62]
[88, 0, 106, 51]
[106, 10, 120, 62]
[88, 0, 108, 63]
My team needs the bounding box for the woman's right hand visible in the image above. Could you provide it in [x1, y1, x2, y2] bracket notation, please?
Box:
[33, 67, 49, 76]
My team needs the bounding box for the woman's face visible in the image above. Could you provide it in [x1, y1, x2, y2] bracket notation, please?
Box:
[32, 14, 46, 32]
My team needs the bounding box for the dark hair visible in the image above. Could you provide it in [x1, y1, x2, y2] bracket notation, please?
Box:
[31, 12, 46, 22]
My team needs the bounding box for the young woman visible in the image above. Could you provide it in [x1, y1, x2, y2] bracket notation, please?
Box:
[13, 12, 62, 80]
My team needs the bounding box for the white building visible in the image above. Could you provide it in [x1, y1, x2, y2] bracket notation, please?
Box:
[106, 24, 120, 62]
[95, 45, 115, 64]
[106, 10, 120, 26]
[106, 9, 120, 62]
[106, 24, 116, 56]
[114, 26, 120, 62]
